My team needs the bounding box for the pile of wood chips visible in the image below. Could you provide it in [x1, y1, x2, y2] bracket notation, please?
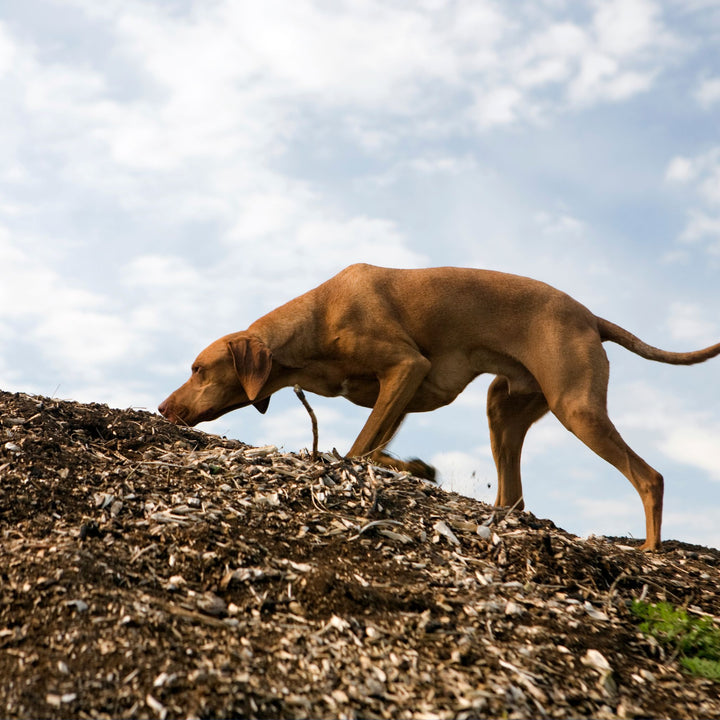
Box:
[1, 389, 719, 719]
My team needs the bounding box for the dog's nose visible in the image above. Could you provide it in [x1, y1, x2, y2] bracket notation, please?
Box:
[158, 400, 168, 416]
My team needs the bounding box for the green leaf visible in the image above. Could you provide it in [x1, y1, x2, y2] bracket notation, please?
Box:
[631, 600, 720, 681]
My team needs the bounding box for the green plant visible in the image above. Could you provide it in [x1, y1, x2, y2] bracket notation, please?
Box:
[631, 600, 720, 681]
[681, 657, 720, 681]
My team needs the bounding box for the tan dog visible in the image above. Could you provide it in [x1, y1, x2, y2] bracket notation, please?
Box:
[159, 264, 720, 550]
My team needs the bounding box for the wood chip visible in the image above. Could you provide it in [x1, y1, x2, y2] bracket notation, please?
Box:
[1, 389, 719, 720]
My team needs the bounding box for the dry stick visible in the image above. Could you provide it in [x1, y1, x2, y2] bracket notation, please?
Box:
[293, 385, 319, 460]
[365, 463, 380, 517]
[604, 571, 627, 615]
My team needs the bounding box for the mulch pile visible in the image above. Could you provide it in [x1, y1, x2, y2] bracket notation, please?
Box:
[1, 389, 719, 719]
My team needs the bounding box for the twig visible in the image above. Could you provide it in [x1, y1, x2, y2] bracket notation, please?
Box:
[604, 571, 627, 615]
[293, 385, 318, 460]
[365, 463, 380, 517]
[503, 495, 524, 519]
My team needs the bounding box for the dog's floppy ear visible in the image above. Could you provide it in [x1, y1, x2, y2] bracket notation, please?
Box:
[227, 337, 273, 402]
[253, 396, 270, 414]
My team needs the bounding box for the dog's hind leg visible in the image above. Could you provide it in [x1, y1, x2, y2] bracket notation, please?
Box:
[554, 400, 663, 550]
[543, 341, 664, 550]
[487, 376, 549, 510]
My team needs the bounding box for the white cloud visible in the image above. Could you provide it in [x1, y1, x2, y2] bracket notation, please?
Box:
[680, 212, 720, 247]
[256, 406, 321, 452]
[219, 2, 448, 107]
[662, 425, 720, 481]
[120, 255, 213, 341]
[432, 449, 496, 503]
[59, 0, 675, 129]
[666, 302, 719, 344]
[666, 155, 697, 183]
[617, 381, 687, 433]
[571, 496, 647, 541]
[668, 149, 720, 187]
[0, 230, 152, 391]
[10, 0, 675, 175]
[100, 0, 484, 148]
[516, 22, 586, 89]
[523, 416, 575, 458]
[33, 310, 146, 370]
[666, 148, 720, 255]
[0, 231, 99, 321]
[569, 54, 655, 105]
[219, 189, 429, 307]
[125, 255, 204, 290]
[695, 76, 720, 109]
[478, 1, 670, 114]
[701, 167, 720, 206]
[568, 51, 617, 104]
[593, 0, 662, 58]
[0, 22, 16, 77]
[227, 191, 314, 243]
[550, 0, 667, 107]
[667, 148, 720, 202]
[293, 217, 425, 269]
[535, 210, 585, 236]
[663, 510, 720, 549]
[472, 87, 523, 129]
[617, 382, 720, 481]
[0, 0, 683, 278]
[363, 153, 480, 190]
[255, 401, 360, 455]
[573, 496, 638, 522]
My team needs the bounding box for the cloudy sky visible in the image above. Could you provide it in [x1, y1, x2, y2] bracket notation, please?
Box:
[2, 0, 719, 548]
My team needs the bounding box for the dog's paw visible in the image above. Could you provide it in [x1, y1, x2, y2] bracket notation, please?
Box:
[406, 458, 437, 482]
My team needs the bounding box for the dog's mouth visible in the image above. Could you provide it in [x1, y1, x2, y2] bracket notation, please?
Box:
[158, 407, 191, 426]
[158, 400, 196, 426]
[160, 401, 252, 427]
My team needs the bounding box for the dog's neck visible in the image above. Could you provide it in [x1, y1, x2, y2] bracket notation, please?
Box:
[247, 292, 323, 368]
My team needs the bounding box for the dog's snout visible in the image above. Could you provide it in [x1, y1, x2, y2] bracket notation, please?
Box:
[158, 397, 186, 425]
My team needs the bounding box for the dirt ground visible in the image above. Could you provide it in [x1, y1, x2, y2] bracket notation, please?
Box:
[1, 388, 719, 719]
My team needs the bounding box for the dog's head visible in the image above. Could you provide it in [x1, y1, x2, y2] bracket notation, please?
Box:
[158, 333, 272, 426]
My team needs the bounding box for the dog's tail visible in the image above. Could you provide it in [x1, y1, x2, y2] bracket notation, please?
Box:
[598, 317, 720, 365]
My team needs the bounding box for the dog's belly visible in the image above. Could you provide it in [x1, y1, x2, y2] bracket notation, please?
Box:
[409, 351, 540, 411]
[338, 363, 472, 413]
[408, 362, 478, 411]
[338, 376, 381, 408]
[316, 350, 538, 412]
[338, 376, 455, 412]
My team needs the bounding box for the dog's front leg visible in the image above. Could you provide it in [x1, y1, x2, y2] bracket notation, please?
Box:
[348, 355, 431, 459]
[365, 412, 437, 481]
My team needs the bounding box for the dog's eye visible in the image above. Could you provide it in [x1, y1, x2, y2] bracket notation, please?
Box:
[192, 365, 202, 375]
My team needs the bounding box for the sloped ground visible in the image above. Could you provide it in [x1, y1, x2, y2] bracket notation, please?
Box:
[1, 389, 719, 719]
